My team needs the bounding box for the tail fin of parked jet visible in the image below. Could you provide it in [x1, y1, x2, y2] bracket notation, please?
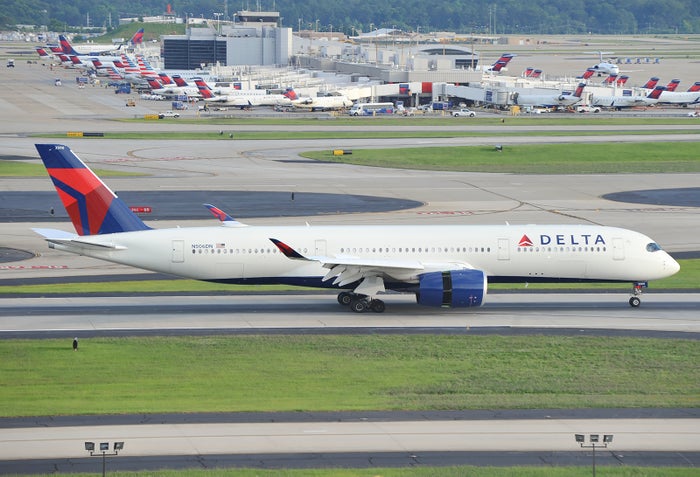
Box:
[34, 144, 150, 236]
[573, 82, 586, 98]
[581, 68, 596, 80]
[58, 35, 80, 56]
[283, 87, 298, 101]
[665, 79, 681, 92]
[488, 53, 515, 72]
[642, 77, 659, 89]
[688, 82, 700, 92]
[647, 85, 666, 100]
[130, 28, 144, 45]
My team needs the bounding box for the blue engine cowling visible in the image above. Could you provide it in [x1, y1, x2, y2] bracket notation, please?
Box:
[417, 269, 486, 308]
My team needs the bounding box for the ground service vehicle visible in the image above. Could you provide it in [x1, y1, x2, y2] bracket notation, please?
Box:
[451, 108, 476, 117]
[348, 102, 395, 116]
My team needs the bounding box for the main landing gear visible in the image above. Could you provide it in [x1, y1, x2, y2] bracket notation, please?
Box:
[629, 282, 647, 307]
[337, 291, 386, 313]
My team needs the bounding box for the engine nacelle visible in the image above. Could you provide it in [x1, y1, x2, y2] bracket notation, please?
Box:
[417, 269, 486, 308]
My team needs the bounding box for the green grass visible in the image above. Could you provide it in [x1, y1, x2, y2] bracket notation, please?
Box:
[1, 335, 698, 417]
[5, 467, 698, 477]
[302, 142, 700, 173]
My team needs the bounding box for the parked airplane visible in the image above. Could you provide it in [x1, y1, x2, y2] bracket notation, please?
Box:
[591, 85, 665, 109]
[291, 93, 353, 111]
[58, 29, 144, 56]
[147, 77, 201, 98]
[511, 83, 586, 107]
[588, 51, 620, 76]
[33, 144, 679, 312]
[196, 80, 297, 107]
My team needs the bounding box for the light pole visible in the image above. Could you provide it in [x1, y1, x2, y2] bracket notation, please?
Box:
[213, 12, 223, 35]
[575, 434, 613, 477]
[85, 441, 124, 477]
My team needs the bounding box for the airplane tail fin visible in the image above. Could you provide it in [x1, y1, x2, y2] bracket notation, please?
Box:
[604, 73, 618, 85]
[523, 67, 534, 77]
[665, 79, 680, 92]
[59, 35, 80, 56]
[35, 47, 51, 58]
[283, 87, 298, 100]
[647, 85, 666, 100]
[172, 75, 188, 87]
[147, 78, 163, 90]
[573, 82, 586, 98]
[642, 77, 659, 89]
[158, 73, 174, 85]
[616, 75, 629, 86]
[581, 68, 596, 80]
[688, 82, 700, 93]
[35, 144, 150, 236]
[131, 28, 144, 45]
[195, 80, 214, 99]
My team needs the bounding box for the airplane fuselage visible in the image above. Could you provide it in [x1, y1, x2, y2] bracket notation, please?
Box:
[51, 224, 678, 290]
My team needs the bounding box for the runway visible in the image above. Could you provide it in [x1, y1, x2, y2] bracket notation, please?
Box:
[1, 293, 700, 336]
[1, 41, 699, 473]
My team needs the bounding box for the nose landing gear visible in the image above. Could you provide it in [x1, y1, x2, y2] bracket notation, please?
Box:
[629, 281, 647, 307]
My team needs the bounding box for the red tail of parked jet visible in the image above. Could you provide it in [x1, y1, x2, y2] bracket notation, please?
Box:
[488, 53, 515, 72]
[665, 79, 681, 92]
[688, 82, 700, 92]
[158, 73, 174, 85]
[616, 75, 629, 86]
[581, 68, 596, 80]
[604, 74, 618, 85]
[130, 28, 144, 45]
[642, 77, 660, 89]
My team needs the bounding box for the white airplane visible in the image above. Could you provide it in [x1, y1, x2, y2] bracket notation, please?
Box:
[57, 30, 143, 56]
[195, 80, 297, 108]
[588, 51, 620, 76]
[33, 144, 680, 312]
[591, 85, 665, 109]
[291, 93, 353, 111]
[511, 83, 586, 108]
[146, 77, 201, 98]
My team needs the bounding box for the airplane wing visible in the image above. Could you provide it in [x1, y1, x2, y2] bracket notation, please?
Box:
[33, 228, 127, 251]
[270, 238, 472, 288]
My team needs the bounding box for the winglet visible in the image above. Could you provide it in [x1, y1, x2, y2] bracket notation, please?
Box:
[270, 238, 307, 260]
[204, 203, 247, 227]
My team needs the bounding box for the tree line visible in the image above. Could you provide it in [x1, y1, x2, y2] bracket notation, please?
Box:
[3, 0, 700, 35]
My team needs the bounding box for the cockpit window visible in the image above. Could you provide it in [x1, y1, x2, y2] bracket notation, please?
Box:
[646, 243, 662, 252]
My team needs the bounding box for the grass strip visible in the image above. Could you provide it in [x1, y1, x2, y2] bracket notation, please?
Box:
[1, 335, 698, 417]
[301, 142, 700, 173]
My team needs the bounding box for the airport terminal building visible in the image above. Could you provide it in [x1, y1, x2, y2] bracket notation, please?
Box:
[162, 11, 292, 69]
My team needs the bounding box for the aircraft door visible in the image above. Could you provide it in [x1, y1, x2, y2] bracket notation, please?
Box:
[315, 240, 327, 256]
[612, 238, 625, 260]
[497, 238, 510, 260]
[172, 240, 184, 263]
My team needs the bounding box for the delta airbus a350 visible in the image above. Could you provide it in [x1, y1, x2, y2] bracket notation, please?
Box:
[34, 144, 679, 312]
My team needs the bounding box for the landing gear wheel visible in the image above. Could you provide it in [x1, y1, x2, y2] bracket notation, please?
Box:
[350, 297, 368, 313]
[629, 296, 641, 307]
[369, 299, 386, 313]
[337, 292, 352, 306]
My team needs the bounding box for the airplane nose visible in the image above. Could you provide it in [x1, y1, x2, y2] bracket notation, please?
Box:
[667, 256, 681, 275]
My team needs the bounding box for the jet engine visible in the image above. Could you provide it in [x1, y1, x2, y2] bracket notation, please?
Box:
[417, 269, 486, 308]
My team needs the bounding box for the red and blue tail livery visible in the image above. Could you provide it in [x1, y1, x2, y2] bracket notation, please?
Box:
[35, 144, 150, 236]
